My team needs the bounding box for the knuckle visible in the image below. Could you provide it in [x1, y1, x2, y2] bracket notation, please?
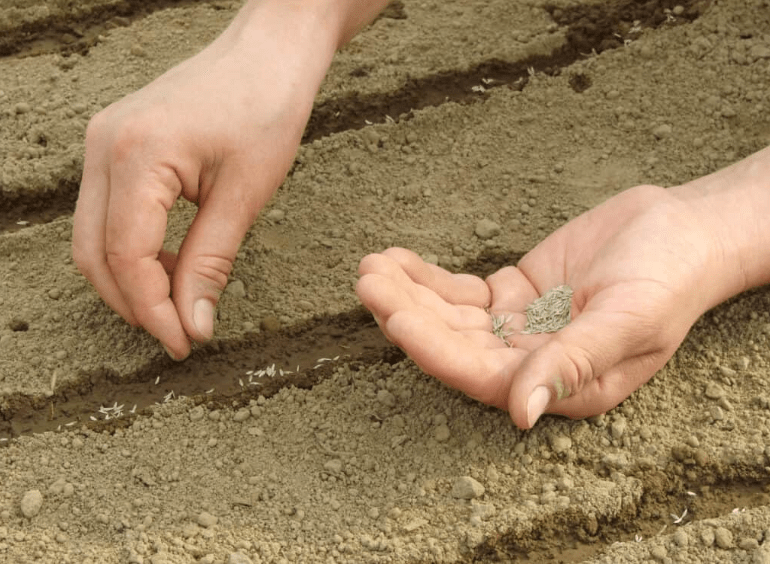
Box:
[559, 342, 597, 396]
[84, 110, 110, 143]
[194, 255, 233, 293]
[109, 119, 156, 163]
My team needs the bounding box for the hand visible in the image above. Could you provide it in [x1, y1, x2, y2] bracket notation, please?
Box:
[72, 4, 337, 359]
[356, 185, 731, 428]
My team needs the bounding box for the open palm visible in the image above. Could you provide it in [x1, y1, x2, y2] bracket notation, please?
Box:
[356, 185, 727, 428]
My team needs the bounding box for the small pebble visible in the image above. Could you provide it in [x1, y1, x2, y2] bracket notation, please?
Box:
[324, 459, 343, 473]
[705, 383, 725, 399]
[740, 538, 760, 551]
[260, 316, 280, 332]
[265, 209, 286, 222]
[650, 544, 667, 561]
[709, 405, 724, 421]
[20, 490, 43, 518]
[434, 424, 451, 442]
[475, 219, 501, 240]
[451, 476, 485, 499]
[673, 529, 689, 546]
[610, 417, 627, 439]
[228, 553, 253, 564]
[715, 527, 733, 549]
[549, 434, 572, 454]
[225, 280, 246, 299]
[196, 511, 218, 528]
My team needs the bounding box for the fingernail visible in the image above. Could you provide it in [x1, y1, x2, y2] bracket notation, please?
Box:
[162, 343, 187, 362]
[193, 299, 215, 340]
[527, 386, 552, 428]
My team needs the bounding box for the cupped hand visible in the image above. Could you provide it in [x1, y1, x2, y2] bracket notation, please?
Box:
[72, 8, 335, 359]
[356, 185, 730, 428]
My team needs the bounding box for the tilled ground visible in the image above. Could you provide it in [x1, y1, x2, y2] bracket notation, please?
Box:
[2, 0, 770, 562]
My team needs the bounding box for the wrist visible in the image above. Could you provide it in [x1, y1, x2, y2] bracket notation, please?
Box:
[670, 146, 770, 306]
[227, 0, 389, 54]
[217, 0, 342, 87]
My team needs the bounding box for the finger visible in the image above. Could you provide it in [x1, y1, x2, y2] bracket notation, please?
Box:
[358, 253, 427, 293]
[356, 272, 491, 334]
[486, 266, 540, 313]
[381, 247, 491, 307]
[516, 236, 571, 293]
[106, 163, 190, 359]
[506, 304, 653, 429]
[72, 118, 138, 325]
[172, 168, 266, 343]
[386, 308, 528, 407]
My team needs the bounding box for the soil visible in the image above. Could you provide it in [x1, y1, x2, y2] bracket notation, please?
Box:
[2, 0, 770, 562]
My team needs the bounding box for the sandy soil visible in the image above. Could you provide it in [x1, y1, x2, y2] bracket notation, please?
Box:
[2, 0, 770, 562]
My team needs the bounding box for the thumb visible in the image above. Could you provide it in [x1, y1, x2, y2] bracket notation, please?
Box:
[508, 307, 652, 429]
[172, 182, 259, 343]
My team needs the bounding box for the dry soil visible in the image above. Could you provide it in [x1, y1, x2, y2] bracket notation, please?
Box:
[2, 0, 770, 563]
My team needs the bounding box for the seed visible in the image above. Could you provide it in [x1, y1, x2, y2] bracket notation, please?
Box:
[522, 285, 573, 334]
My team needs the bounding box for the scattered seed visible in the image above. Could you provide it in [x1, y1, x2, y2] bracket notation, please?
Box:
[671, 508, 688, 524]
[490, 313, 514, 345]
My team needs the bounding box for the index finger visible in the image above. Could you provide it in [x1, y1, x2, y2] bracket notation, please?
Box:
[105, 162, 190, 358]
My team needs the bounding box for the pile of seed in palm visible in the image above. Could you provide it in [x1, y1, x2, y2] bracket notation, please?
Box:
[521, 285, 573, 334]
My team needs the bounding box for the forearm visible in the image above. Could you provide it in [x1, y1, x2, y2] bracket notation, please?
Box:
[671, 145, 770, 305]
[230, 0, 391, 52]
[207, 0, 390, 104]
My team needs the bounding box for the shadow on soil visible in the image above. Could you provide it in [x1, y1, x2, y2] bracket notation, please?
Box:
[0, 0, 711, 232]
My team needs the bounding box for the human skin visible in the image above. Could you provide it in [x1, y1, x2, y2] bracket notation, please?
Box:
[72, 0, 390, 360]
[356, 146, 770, 428]
[72, 0, 770, 427]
